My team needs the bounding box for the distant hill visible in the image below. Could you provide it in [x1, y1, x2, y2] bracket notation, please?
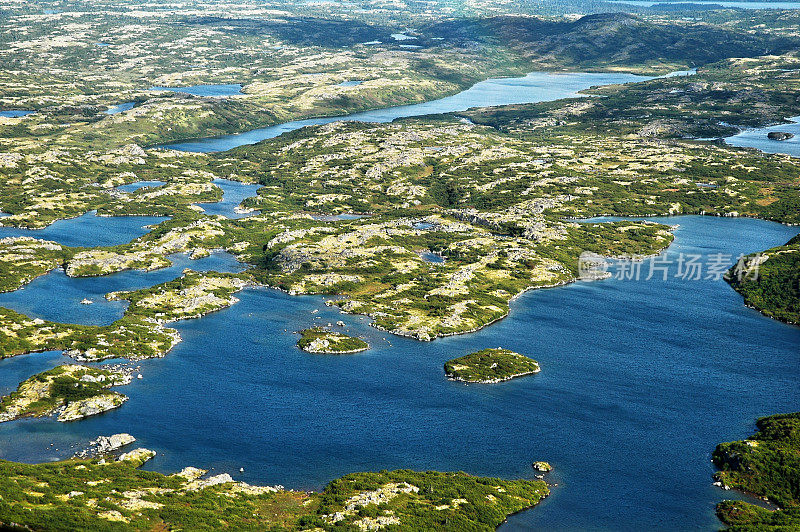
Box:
[425, 13, 799, 68]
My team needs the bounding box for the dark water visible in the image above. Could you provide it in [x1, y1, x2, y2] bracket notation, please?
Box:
[0, 216, 797, 530]
[726, 116, 800, 157]
[160, 72, 652, 152]
[0, 252, 244, 326]
[149, 84, 243, 97]
[0, 212, 169, 247]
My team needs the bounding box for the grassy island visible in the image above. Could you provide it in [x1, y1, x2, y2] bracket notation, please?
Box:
[297, 327, 369, 354]
[0, 457, 548, 531]
[0, 365, 130, 423]
[712, 412, 800, 530]
[444, 348, 540, 383]
[726, 235, 800, 326]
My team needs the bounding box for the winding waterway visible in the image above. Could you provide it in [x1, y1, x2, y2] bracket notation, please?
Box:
[160, 72, 652, 152]
[0, 71, 798, 530]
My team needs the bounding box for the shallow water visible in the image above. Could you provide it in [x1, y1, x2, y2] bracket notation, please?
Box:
[725, 116, 800, 157]
[0, 212, 169, 247]
[161, 71, 652, 152]
[0, 216, 797, 531]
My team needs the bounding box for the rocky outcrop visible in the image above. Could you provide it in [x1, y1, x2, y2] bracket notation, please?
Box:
[767, 131, 794, 141]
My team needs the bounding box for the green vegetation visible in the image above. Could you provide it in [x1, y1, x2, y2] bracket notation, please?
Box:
[726, 234, 800, 325]
[0, 365, 129, 423]
[297, 327, 369, 353]
[0, 458, 548, 531]
[712, 412, 800, 529]
[444, 348, 540, 383]
[0, 237, 70, 292]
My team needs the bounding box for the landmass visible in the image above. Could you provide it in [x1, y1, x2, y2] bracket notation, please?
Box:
[0, 453, 549, 531]
[712, 412, 800, 530]
[444, 348, 540, 383]
[0, 365, 130, 423]
[725, 234, 800, 325]
[297, 327, 369, 354]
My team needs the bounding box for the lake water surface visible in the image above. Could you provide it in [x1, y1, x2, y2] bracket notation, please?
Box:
[0, 212, 168, 247]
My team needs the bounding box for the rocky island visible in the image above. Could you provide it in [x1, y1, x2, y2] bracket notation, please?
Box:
[767, 131, 795, 141]
[444, 348, 540, 383]
[0, 455, 549, 531]
[297, 327, 369, 353]
[0, 365, 130, 423]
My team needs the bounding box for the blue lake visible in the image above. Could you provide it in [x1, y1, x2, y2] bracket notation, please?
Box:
[0, 251, 245, 327]
[726, 116, 800, 157]
[195, 178, 261, 218]
[149, 84, 243, 97]
[0, 216, 797, 531]
[0, 212, 169, 247]
[160, 71, 653, 152]
[0, 110, 34, 118]
[104, 102, 135, 115]
[309, 213, 370, 221]
[116, 180, 165, 192]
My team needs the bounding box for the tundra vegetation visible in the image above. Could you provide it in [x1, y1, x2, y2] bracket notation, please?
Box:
[712, 413, 800, 530]
[297, 327, 369, 353]
[444, 348, 540, 383]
